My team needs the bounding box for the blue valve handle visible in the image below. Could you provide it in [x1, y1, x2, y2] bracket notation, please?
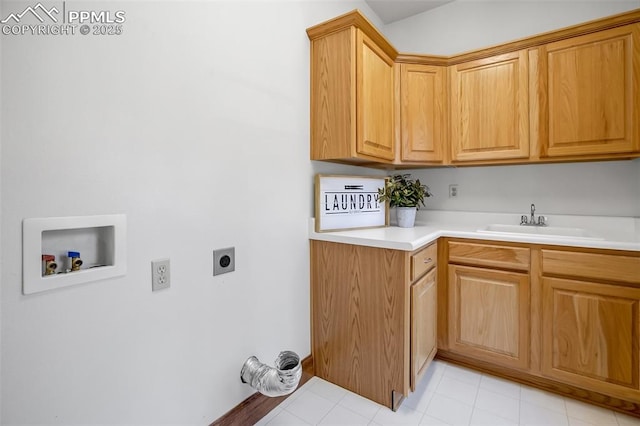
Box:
[68, 251, 80, 258]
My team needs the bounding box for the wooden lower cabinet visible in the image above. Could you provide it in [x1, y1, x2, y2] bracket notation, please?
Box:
[411, 268, 437, 391]
[310, 240, 437, 409]
[541, 277, 640, 400]
[310, 240, 408, 409]
[439, 239, 640, 417]
[539, 246, 640, 403]
[311, 237, 640, 416]
[448, 265, 530, 370]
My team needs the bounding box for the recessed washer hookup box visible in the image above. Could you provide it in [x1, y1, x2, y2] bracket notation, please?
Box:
[22, 214, 127, 295]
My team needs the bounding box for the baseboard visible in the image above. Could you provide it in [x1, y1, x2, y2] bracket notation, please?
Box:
[210, 355, 314, 426]
[436, 351, 640, 418]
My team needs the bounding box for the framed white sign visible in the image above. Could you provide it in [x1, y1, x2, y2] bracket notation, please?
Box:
[315, 174, 389, 232]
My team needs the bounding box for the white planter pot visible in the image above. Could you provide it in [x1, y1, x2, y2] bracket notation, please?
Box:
[396, 207, 417, 228]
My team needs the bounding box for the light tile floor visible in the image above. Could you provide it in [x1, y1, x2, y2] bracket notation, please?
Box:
[256, 360, 640, 426]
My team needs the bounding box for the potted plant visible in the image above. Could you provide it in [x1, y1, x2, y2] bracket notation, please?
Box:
[378, 174, 432, 228]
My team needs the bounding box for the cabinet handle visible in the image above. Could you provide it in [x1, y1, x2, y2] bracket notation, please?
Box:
[423, 258, 433, 264]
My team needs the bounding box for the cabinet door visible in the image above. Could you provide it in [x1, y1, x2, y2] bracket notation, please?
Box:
[448, 265, 530, 370]
[356, 30, 395, 161]
[450, 51, 529, 162]
[541, 277, 640, 401]
[539, 24, 640, 158]
[399, 64, 446, 163]
[411, 268, 437, 391]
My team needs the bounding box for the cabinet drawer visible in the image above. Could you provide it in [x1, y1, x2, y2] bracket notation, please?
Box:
[542, 250, 640, 284]
[411, 243, 437, 282]
[448, 241, 530, 271]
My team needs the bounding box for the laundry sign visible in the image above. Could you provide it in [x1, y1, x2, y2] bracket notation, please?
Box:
[315, 174, 389, 232]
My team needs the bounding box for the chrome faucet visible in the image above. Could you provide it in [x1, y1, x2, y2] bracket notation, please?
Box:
[530, 204, 535, 224]
[520, 203, 547, 226]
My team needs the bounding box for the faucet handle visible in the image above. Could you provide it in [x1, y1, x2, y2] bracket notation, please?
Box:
[537, 216, 547, 226]
[520, 215, 528, 225]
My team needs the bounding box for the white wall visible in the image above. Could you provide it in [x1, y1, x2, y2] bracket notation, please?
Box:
[0, 0, 3, 422]
[0, 1, 382, 424]
[2, 1, 640, 425]
[384, 0, 640, 55]
[411, 160, 640, 217]
[384, 0, 640, 217]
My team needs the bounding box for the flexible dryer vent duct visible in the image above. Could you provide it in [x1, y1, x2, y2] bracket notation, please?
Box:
[240, 351, 302, 397]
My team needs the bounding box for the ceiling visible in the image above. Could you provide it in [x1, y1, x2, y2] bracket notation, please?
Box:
[365, 0, 455, 24]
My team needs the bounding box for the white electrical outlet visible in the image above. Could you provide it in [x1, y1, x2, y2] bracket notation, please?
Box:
[449, 184, 459, 198]
[152, 259, 170, 291]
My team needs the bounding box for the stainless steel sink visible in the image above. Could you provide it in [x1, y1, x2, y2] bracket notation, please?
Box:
[477, 224, 604, 240]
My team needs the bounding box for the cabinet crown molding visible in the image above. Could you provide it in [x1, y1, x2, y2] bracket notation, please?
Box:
[308, 8, 640, 66]
[306, 9, 398, 60]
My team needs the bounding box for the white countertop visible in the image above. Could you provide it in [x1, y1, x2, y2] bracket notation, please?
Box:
[309, 211, 640, 252]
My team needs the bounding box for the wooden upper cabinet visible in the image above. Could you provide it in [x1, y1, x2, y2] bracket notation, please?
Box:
[308, 9, 640, 168]
[450, 51, 530, 162]
[398, 64, 447, 163]
[535, 23, 640, 158]
[309, 28, 353, 161]
[309, 21, 395, 163]
[357, 31, 395, 161]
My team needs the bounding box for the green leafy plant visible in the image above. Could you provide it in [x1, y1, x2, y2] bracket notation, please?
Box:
[378, 174, 432, 209]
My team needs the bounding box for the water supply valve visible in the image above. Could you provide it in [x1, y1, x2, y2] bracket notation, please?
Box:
[68, 251, 83, 272]
[42, 254, 57, 276]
